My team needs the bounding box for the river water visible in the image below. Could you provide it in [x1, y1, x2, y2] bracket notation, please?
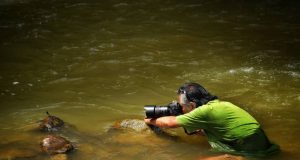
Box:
[0, 0, 299, 159]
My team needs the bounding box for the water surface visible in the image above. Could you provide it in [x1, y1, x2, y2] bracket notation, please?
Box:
[0, 0, 299, 159]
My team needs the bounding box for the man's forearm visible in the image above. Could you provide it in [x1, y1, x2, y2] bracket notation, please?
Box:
[144, 116, 180, 128]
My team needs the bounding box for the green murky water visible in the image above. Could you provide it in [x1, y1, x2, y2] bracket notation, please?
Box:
[0, 0, 299, 159]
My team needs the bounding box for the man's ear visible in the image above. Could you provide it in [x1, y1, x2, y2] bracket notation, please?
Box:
[190, 102, 197, 109]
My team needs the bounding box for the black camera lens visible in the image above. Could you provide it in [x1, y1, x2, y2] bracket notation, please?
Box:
[144, 105, 156, 118]
[144, 105, 170, 118]
[144, 102, 183, 118]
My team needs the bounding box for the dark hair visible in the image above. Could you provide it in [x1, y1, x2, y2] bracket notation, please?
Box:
[177, 82, 218, 107]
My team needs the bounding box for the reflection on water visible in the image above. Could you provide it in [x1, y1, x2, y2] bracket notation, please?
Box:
[0, 0, 300, 159]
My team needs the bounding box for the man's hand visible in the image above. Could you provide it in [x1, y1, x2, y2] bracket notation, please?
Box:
[144, 116, 179, 128]
[144, 118, 153, 125]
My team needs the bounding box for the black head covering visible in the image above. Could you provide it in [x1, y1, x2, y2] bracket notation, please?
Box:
[177, 82, 218, 107]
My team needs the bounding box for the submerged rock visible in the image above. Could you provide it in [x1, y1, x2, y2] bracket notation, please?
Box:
[112, 119, 178, 139]
[113, 119, 163, 133]
[40, 135, 73, 155]
[0, 148, 37, 159]
[114, 119, 150, 132]
[50, 154, 68, 160]
[39, 112, 64, 132]
[0, 132, 41, 159]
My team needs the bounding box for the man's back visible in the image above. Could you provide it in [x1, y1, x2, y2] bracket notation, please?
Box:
[176, 99, 260, 141]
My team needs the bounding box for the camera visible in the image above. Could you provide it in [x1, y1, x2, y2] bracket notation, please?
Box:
[144, 102, 183, 118]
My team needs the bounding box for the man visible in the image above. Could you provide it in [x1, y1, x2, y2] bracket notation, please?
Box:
[144, 82, 279, 158]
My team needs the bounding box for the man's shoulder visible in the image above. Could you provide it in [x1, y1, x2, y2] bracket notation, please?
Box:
[199, 100, 238, 113]
[203, 99, 223, 108]
[207, 99, 235, 107]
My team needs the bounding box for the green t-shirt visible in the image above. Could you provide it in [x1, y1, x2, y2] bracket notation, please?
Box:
[176, 99, 259, 142]
[176, 99, 280, 156]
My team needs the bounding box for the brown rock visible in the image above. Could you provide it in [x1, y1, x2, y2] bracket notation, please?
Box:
[40, 135, 73, 154]
[39, 112, 64, 132]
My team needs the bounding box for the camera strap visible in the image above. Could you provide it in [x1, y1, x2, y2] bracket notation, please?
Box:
[183, 128, 198, 135]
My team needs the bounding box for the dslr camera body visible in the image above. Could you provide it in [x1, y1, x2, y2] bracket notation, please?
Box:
[144, 102, 183, 118]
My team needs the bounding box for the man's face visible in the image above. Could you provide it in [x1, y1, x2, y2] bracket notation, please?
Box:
[178, 94, 195, 114]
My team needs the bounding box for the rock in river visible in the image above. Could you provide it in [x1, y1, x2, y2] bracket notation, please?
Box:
[40, 135, 74, 155]
[113, 119, 164, 133]
[39, 112, 64, 132]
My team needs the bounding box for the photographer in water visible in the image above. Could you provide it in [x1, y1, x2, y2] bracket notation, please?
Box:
[144, 82, 279, 158]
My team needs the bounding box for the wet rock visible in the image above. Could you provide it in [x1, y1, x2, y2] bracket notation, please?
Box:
[40, 135, 73, 155]
[39, 112, 64, 132]
[113, 119, 164, 134]
[111, 119, 179, 142]
[114, 119, 149, 132]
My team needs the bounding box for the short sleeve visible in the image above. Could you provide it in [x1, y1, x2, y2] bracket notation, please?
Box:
[176, 105, 210, 133]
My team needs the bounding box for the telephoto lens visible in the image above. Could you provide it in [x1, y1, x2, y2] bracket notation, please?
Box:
[144, 102, 183, 118]
[144, 105, 170, 118]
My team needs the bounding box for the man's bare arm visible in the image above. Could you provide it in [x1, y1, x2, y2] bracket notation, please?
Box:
[144, 116, 180, 128]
